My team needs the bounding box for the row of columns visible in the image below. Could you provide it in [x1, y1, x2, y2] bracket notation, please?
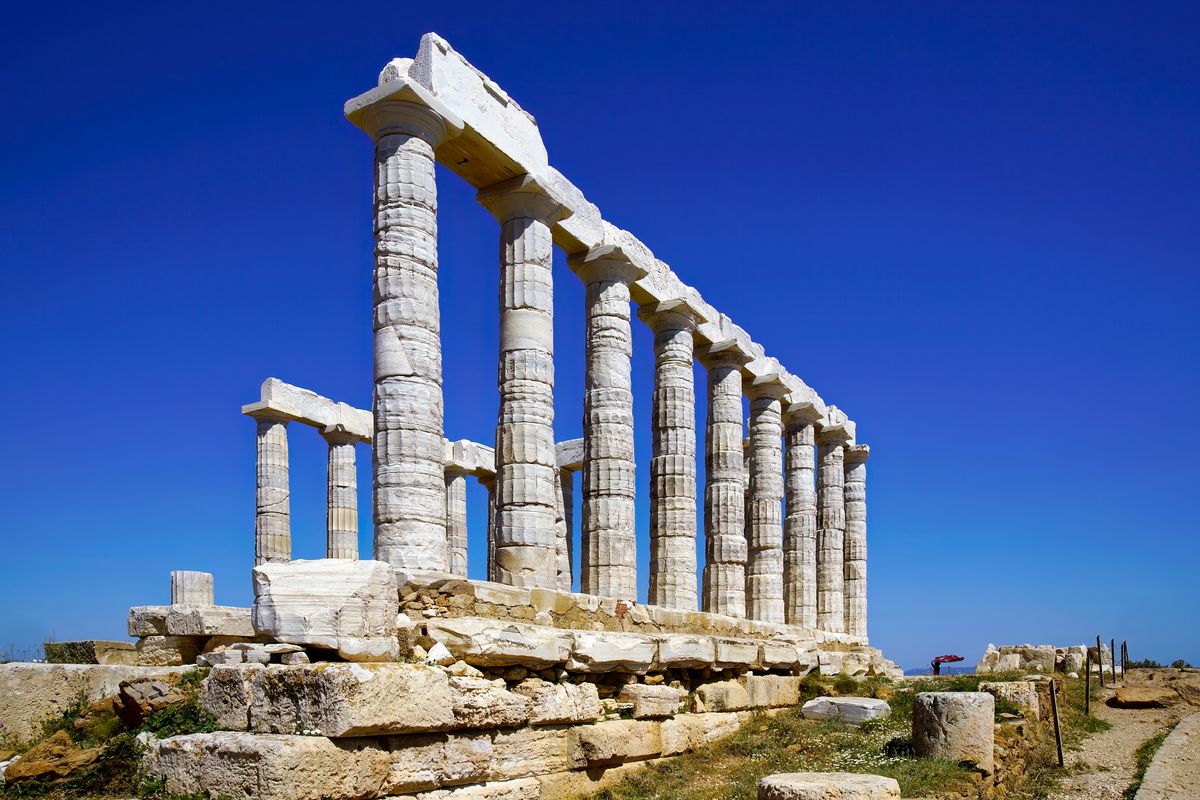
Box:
[341, 95, 869, 634]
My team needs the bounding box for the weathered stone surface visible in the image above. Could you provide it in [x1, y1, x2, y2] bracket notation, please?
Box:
[43, 640, 137, 666]
[325, 432, 360, 560]
[782, 420, 818, 628]
[975, 643, 1060, 675]
[747, 388, 786, 624]
[380, 732, 492, 794]
[1110, 687, 1176, 709]
[512, 679, 600, 725]
[815, 436, 846, 633]
[567, 631, 656, 673]
[576, 719, 662, 765]
[695, 680, 751, 712]
[980, 681, 1041, 720]
[250, 411, 292, 564]
[743, 676, 802, 709]
[411, 777, 542, 799]
[252, 559, 398, 662]
[129, 605, 254, 638]
[800, 696, 890, 725]
[655, 634, 716, 668]
[201, 663, 455, 736]
[701, 352, 747, 618]
[714, 638, 762, 670]
[912, 692, 994, 775]
[171, 571, 215, 605]
[842, 445, 869, 638]
[136, 635, 201, 667]
[758, 771, 900, 800]
[425, 618, 570, 668]
[619, 684, 683, 719]
[488, 725, 585, 780]
[143, 732, 390, 800]
[450, 676, 529, 729]
[3, 731, 102, 783]
[117, 679, 188, 727]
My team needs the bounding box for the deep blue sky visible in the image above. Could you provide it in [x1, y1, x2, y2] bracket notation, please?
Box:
[1, 3, 1197, 670]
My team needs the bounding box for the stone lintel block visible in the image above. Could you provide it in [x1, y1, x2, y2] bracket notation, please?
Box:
[713, 638, 763, 670]
[554, 438, 584, 471]
[567, 631, 657, 674]
[242, 378, 372, 442]
[201, 663, 456, 736]
[129, 605, 254, 638]
[445, 439, 498, 479]
[655, 635, 716, 669]
[425, 618, 571, 668]
[143, 732, 391, 800]
[576, 719, 663, 766]
[801, 696, 891, 725]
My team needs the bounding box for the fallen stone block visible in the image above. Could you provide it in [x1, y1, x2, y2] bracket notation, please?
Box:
[201, 663, 456, 736]
[576, 719, 662, 765]
[136, 635, 200, 667]
[3, 730, 102, 783]
[743, 675, 802, 709]
[1109, 687, 1176, 709]
[512, 678, 600, 725]
[567, 631, 656, 674]
[425, 618, 571, 668]
[619, 684, 683, 719]
[800, 696, 891, 725]
[43, 640, 137, 666]
[143, 732, 391, 800]
[129, 605, 254, 638]
[117, 679, 188, 727]
[758, 771, 901, 799]
[696, 680, 752, 712]
[912, 692, 994, 775]
[980, 680, 1041, 720]
[252, 559, 399, 662]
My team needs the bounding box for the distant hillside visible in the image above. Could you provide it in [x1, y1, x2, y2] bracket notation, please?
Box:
[904, 665, 974, 676]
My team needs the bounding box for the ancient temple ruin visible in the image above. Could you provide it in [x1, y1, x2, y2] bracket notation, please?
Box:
[121, 33, 901, 799]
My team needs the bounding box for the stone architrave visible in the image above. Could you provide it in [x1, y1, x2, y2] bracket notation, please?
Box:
[346, 92, 460, 573]
[782, 401, 821, 628]
[816, 423, 851, 633]
[638, 301, 703, 612]
[699, 347, 751, 617]
[843, 444, 869, 638]
[444, 467, 469, 577]
[568, 245, 648, 601]
[249, 409, 291, 565]
[322, 427, 359, 560]
[170, 571, 214, 606]
[746, 381, 787, 623]
[478, 174, 570, 589]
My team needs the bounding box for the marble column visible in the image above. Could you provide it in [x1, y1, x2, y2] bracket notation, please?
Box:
[699, 349, 749, 617]
[639, 302, 701, 611]
[552, 468, 571, 591]
[171, 571, 214, 606]
[478, 175, 569, 589]
[250, 410, 291, 565]
[816, 425, 852, 633]
[782, 403, 821, 628]
[559, 468, 575, 587]
[444, 468, 469, 577]
[323, 428, 359, 560]
[843, 444, 870, 638]
[349, 98, 454, 572]
[480, 474, 496, 582]
[746, 383, 787, 623]
[569, 246, 646, 601]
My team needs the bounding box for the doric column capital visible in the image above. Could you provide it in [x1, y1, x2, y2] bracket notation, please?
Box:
[637, 297, 709, 334]
[320, 424, 359, 446]
[345, 76, 463, 146]
[477, 174, 573, 225]
[746, 377, 790, 402]
[783, 399, 824, 428]
[245, 405, 292, 426]
[816, 418, 854, 446]
[568, 244, 649, 285]
[696, 341, 754, 369]
[844, 443, 870, 465]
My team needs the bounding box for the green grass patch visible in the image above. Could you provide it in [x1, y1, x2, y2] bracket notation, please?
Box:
[1123, 731, 1167, 799]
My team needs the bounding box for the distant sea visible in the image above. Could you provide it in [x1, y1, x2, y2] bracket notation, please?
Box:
[904, 666, 975, 676]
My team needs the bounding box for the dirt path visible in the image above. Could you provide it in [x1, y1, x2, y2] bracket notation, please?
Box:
[1050, 670, 1199, 800]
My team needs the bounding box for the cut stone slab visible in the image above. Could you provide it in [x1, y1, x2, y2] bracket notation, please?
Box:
[377, 731, 493, 794]
[201, 663, 455, 736]
[129, 605, 254, 638]
[576, 719, 662, 765]
[800, 696, 891, 725]
[252, 559, 399, 662]
[449, 676, 529, 729]
[758, 771, 901, 799]
[512, 678, 600, 725]
[424, 617, 571, 668]
[655, 634, 715, 668]
[742, 675, 802, 709]
[43, 640, 137, 666]
[567, 631, 656, 674]
[619, 684, 683, 719]
[143, 732, 390, 800]
[696, 680, 752, 712]
[136, 636, 201, 667]
[1110, 687, 1177, 709]
[912, 692, 994, 775]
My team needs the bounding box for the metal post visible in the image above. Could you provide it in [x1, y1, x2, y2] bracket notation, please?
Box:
[1050, 679, 1065, 768]
[1111, 638, 1117, 683]
[1096, 635, 1104, 688]
[1085, 651, 1091, 716]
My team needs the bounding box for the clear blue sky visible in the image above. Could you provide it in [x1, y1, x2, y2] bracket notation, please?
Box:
[1, 2, 1196, 671]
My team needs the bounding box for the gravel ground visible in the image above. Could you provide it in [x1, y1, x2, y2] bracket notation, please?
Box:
[1050, 670, 1199, 800]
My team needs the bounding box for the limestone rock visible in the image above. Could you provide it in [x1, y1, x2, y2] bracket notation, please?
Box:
[117, 679, 188, 727]
[980, 680, 1041, 720]
[488, 725, 585, 780]
[136, 636, 200, 667]
[912, 692, 994, 775]
[252, 559, 399, 662]
[425, 618, 570, 668]
[619, 684, 683, 719]
[655, 635, 715, 669]
[379, 732, 492, 794]
[143, 732, 390, 800]
[695, 680, 751, 712]
[43, 640, 137, 666]
[758, 771, 900, 799]
[449, 676, 529, 729]
[567, 631, 656, 674]
[714, 638, 761, 670]
[512, 679, 600, 725]
[743, 675, 802, 709]
[201, 663, 455, 736]
[4, 731, 102, 783]
[576, 719, 662, 765]
[1110, 687, 1176, 709]
[800, 696, 890, 725]
[129, 605, 254, 638]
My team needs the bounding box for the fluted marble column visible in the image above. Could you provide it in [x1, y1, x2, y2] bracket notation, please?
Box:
[171, 571, 214, 606]
[746, 383, 787, 623]
[782, 402, 821, 628]
[843, 444, 870, 638]
[250, 410, 290, 565]
[552, 469, 571, 591]
[700, 349, 749, 617]
[445, 468, 468, 577]
[323, 428, 359, 560]
[559, 468, 575, 586]
[816, 425, 852, 633]
[569, 246, 647, 600]
[478, 175, 569, 588]
[640, 302, 701, 611]
[480, 474, 496, 582]
[348, 97, 454, 572]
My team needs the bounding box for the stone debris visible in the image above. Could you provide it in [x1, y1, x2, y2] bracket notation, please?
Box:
[800, 696, 891, 725]
[912, 691, 995, 775]
[129, 604, 254, 638]
[758, 771, 901, 799]
[2, 731, 102, 783]
[251, 559, 399, 662]
[976, 642, 1097, 674]
[117, 679, 188, 727]
[979, 680, 1041, 720]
